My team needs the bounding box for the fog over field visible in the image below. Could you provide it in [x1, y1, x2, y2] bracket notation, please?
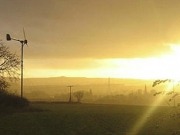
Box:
[9, 77, 180, 106]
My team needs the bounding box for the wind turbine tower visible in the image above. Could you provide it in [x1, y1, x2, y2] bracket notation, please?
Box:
[6, 29, 28, 98]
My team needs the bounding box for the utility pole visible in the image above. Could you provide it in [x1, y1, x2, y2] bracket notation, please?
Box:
[108, 77, 111, 95]
[173, 82, 176, 107]
[67, 85, 73, 103]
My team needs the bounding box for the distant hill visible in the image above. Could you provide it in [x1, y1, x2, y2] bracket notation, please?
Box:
[8, 77, 179, 105]
[23, 76, 154, 86]
[9, 77, 155, 98]
[9, 77, 159, 103]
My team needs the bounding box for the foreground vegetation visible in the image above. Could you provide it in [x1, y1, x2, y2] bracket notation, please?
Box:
[0, 92, 29, 109]
[0, 103, 179, 135]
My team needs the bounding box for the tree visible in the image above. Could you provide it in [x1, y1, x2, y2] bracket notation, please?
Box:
[73, 91, 84, 103]
[0, 79, 9, 92]
[0, 43, 29, 108]
[0, 42, 20, 80]
[0, 42, 20, 92]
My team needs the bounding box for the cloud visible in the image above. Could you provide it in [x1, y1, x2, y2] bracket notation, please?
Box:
[24, 58, 102, 70]
[1, 0, 180, 59]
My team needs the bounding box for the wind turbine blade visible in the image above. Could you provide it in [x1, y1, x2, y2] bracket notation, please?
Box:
[23, 28, 26, 40]
[23, 28, 28, 45]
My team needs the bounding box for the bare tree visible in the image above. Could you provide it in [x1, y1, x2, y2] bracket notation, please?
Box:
[73, 91, 84, 103]
[0, 42, 20, 80]
[0, 79, 9, 92]
[0, 42, 20, 93]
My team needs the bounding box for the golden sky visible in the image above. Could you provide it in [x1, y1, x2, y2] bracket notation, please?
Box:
[1, 0, 180, 79]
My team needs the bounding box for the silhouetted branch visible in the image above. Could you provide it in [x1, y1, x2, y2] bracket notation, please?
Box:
[0, 43, 20, 80]
[152, 79, 171, 87]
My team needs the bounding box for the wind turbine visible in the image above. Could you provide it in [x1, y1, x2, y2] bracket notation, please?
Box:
[6, 29, 28, 98]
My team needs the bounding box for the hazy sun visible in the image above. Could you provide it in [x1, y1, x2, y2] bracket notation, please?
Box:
[98, 43, 180, 80]
[24, 44, 180, 80]
[163, 44, 180, 80]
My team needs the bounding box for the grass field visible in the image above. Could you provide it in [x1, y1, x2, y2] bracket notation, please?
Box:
[0, 103, 179, 135]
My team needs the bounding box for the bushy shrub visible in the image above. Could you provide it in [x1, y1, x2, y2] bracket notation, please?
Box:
[0, 90, 29, 108]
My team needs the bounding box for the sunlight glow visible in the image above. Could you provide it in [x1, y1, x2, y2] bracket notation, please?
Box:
[99, 43, 180, 80]
[129, 80, 175, 135]
[130, 95, 166, 135]
[24, 43, 180, 80]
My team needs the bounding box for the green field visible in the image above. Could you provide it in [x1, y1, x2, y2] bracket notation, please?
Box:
[0, 103, 179, 135]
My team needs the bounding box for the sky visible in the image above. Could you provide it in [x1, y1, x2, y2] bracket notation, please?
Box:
[1, 0, 180, 79]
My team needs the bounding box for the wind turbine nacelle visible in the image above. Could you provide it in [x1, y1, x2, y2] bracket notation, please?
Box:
[6, 34, 11, 41]
[24, 39, 27, 44]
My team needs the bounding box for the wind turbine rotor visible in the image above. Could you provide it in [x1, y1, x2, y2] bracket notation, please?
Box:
[23, 28, 28, 45]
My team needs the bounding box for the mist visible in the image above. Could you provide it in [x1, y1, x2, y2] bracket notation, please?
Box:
[8, 77, 178, 106]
